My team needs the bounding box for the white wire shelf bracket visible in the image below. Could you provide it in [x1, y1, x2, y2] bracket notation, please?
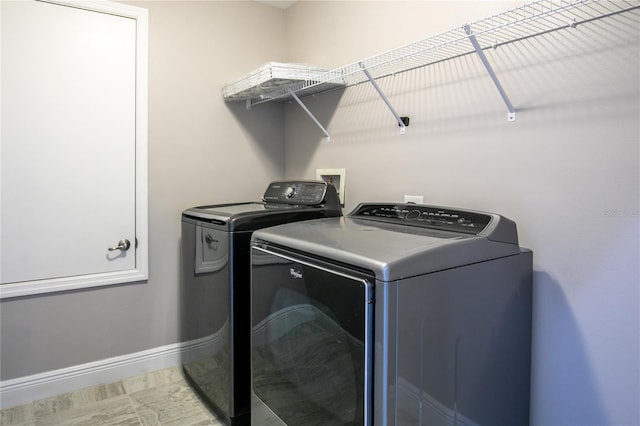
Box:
[464, 24, 516, 122]
[223, 0, 640, 127]
[359, 62, 409, 134]
[288, 89, 331, 141]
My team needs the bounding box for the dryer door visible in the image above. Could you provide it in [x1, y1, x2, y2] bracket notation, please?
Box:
[251, 245, 374, 426]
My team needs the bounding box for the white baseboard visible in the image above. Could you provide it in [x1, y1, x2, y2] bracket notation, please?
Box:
[0, 342, 184, 409]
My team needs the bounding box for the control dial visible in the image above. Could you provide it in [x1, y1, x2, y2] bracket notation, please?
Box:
[284, 186, 296, 199]
[406, 210, 420, 220]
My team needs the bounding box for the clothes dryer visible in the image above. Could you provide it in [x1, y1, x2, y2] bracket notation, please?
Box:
[250, 202, 532, 425]
[181, 181, 341, 425]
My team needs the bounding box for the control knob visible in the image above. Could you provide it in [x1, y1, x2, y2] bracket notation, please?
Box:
[284, 186, 296, 199]
[406, 210, 421, 220]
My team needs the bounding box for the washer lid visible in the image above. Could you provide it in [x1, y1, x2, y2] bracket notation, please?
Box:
[252, 209, 522, 281]
[183, 202, 266, 223]
[182, 202, 337, 231]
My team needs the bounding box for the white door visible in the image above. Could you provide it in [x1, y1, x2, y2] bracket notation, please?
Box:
[0, 0, 148, 298]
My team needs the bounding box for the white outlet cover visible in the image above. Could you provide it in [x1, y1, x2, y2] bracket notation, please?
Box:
[316, 168, 345, 205]
[404, 195, 424, 204]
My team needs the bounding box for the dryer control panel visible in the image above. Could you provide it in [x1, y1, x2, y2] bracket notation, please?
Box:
[350, 203, 493, 235]
[263, 180, 332, 206]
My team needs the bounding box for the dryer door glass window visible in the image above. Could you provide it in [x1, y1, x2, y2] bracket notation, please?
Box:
[251, 246, 373, 425]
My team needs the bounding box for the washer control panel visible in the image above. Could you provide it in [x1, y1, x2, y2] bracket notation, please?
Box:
[263, 181, 329, 205]
[350, 203, 493, 234]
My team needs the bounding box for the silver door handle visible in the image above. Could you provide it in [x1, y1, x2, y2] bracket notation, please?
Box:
[108, 239, 131, 251]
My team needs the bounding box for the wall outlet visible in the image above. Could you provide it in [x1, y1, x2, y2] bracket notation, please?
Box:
[404, 195, 424, 204]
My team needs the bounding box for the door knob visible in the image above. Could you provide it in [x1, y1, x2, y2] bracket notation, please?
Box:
[108, 239, 131, 252]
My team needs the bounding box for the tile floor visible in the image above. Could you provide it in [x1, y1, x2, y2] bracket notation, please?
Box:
[0, 366, 224, 426]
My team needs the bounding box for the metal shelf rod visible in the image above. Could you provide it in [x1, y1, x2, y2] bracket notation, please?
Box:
[359, 62, 407, 134]
[464, 24, 516, 121]
[288, 89, 331, 141]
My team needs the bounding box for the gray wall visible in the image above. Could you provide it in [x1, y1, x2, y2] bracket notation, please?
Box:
[0, 1, 286, 380]
[282, 2, 639, 426]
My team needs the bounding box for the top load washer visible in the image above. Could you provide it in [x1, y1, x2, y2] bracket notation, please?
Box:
[180, 181, 341, 426]
[250, 202, 532, 425]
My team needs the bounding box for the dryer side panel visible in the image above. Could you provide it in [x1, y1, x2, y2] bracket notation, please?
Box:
[393, 250, 533, 426]
[181, 218, 252, 420]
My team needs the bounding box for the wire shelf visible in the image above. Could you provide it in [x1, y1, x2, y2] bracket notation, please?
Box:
[223, 62, 346, 101]
[224, 0, 639, 108]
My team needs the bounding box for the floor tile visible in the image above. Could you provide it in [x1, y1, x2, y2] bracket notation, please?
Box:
[34, 395, 139, 426]
[128, 382, 219, 426]
[33, 382, 126, 417]
[0, 403, 35, 426]
[122, 367, 184, 395]
[1, 367, 227, 426]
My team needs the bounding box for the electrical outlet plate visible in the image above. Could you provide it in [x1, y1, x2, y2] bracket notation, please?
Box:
[404, 195, 424, 204]
[316, 168, 345, 206]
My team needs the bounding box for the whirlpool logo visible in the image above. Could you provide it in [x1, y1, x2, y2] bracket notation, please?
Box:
[289, 267, 303, 279]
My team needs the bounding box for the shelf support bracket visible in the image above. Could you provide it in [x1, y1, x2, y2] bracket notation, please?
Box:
[288, 89, 331, 141]
[464, 24, 516, 122]
[359, 62, 408, 134]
